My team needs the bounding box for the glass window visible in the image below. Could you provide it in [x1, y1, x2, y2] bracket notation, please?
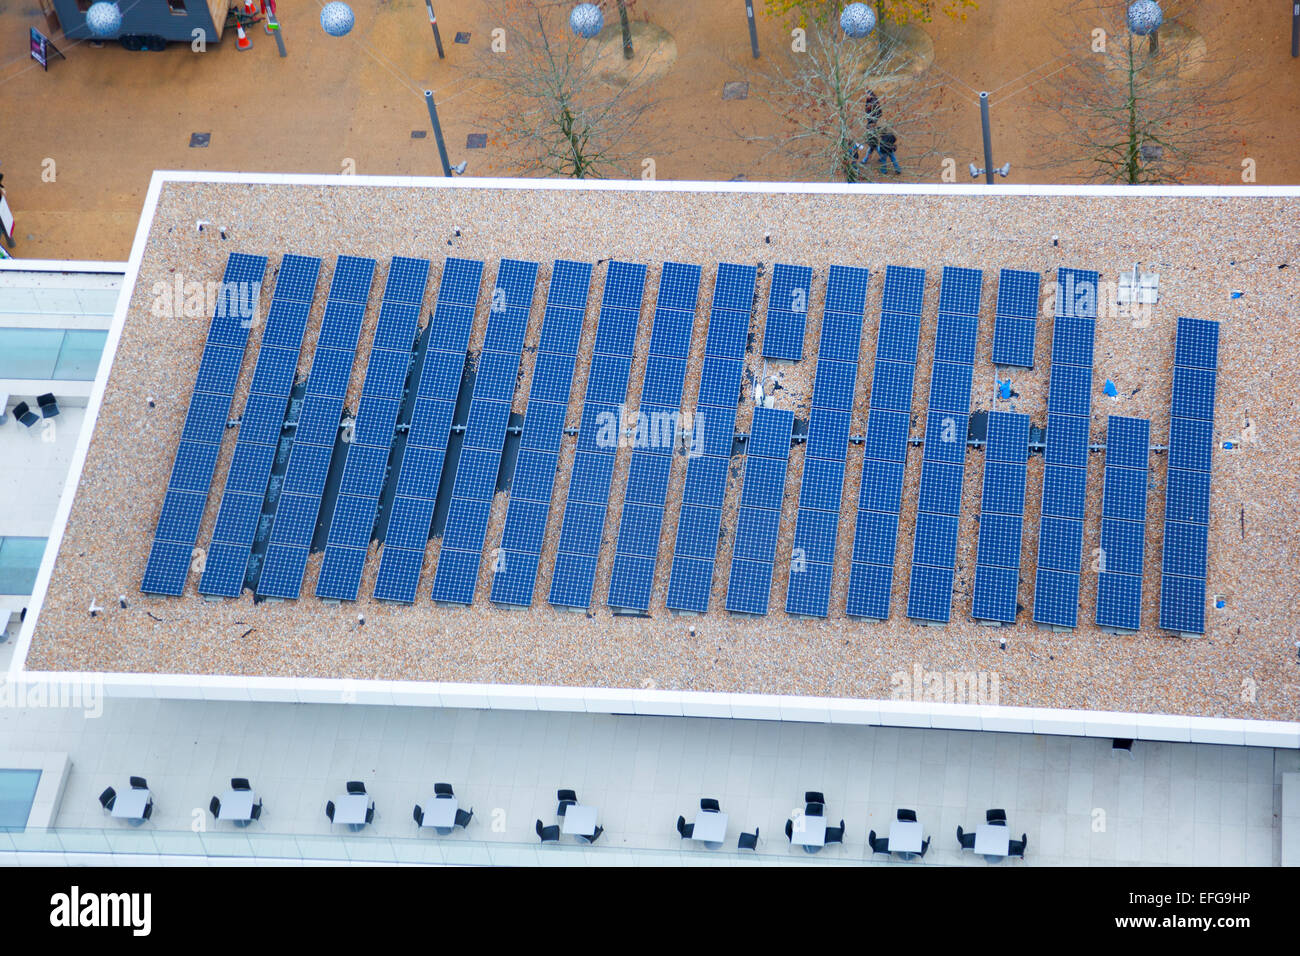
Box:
[0, 537, 47, 595]
[168, 0, 187, 12]
[0, 770, 42, 831]
[53, 329, 109, 380]
[0, 328, 63, 379]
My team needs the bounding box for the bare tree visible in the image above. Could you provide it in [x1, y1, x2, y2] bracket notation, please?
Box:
[742, 17, 949, 183]
[473, 0, 659, 179]
[1034, 1, 1256, 184]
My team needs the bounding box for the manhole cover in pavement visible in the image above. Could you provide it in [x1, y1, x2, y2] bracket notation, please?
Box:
[466, 133, 488, 149]
[722, 81, 748, 100]
[455, 31, 471, 44]
[189, 132, 211, 148]
[411, 130, 427, 139]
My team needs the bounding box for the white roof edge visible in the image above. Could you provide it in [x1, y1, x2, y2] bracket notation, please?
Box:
[0, 259, 128, 275]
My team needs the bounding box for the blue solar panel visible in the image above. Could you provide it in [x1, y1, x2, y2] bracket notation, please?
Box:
[869, 360, 914, 412]
[971, 411, 1029, 624]
[142, 253, 270, 597]
[665, 263, 757, 613]
[1055, 268, 1100, 319]
[547, 261, 644, 609]
[762, 263, 814, 361]
[937, 266, 984, 316]
[881, 265, 926, 315]
[991, 269, 1041, 368]
[1048, 363, 1092, 415]
[1160, 317, 1219, 634]
[607, 263, 701, 611]
[876, 312, 921, 364]
[996, 268, 1040, 319]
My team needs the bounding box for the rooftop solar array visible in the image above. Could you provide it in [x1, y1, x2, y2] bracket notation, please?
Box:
[971, 411, 1031, 623]
[846, 265, 925, 619]
[1032, 267, 1099, 629]
[991, 269, 1041, 368]
[1096, 415, 1150, 632]
[548, 261, 648, 609]
[490, 261, 593, 606]
[142, 252, 267, 596]
[907, 266, 984, 623]
[372, 257, 484, 603]
[607, 262, 702, 612]
[315, 257, 431, 601]
[665, 263, 757, 613]
[198, 254, 321, 598]
[256, 256, 376, 599]
[1159, 316, 1220, 635]
[761, 263, 813, 361]
[432, 259, 539, 604]
[785, 266, 870, 617]
[726, 407, 794, 614]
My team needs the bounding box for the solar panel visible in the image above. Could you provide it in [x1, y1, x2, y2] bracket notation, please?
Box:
[1160, 317, 1220, 634]
[607, 262, 701, 611]
[371, 257, 484, 603]
[665, 263, 757, 613]
[142, 252, 268, 596]
[547, 261, 647, 609]
[762, 263, 813, 361]
[254, 256, 376, 599]
[971, 411, 1029, 624]
[195, 255, 321, 597]
[991, 269, 1041, 368]
[1032, 267, 1098, 628]
[314, 257, 431, 601]
[725, 407, 792, 614]
[1096, 415, 1150, 627]
[847, 265, 924, 619]
[907, 266, 982, 623]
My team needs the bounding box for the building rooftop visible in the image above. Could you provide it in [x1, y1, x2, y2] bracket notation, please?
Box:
[14, 174, 1300, 723]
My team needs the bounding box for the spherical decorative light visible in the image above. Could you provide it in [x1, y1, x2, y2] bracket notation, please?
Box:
[839, 3, 877, 39]
[1126, 0, 1163, 36]
[85, 1, 123, 37]
[569, 3, 604, 39]
[320, 1, 355, 38]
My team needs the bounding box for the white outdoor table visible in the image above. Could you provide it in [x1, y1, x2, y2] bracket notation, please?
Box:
[217, 789, 255, 822]
[561, 804, 598, 837]
[975, 824, 1010, 858]
[791, 814, 827, 847]
[111, 788, 150, 820]
[334, 793, 371, 826]
[421, 796, 458, 829]
[689, 811, 728, 845]
[889, 820, 923, 854]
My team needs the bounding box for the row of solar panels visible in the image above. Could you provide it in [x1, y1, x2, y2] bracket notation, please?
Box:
[142, 254, 1218, 634]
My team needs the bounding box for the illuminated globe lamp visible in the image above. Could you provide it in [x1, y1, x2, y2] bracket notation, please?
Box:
[1127, 0, 1163, 53]
[85, 1, 123, 38]
[569, 3, 604, 40]
[839, 2, 877, 40]
[320, 2, 355, 38]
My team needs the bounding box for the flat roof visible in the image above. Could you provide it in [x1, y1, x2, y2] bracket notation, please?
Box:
[13, 173, 1300, 723]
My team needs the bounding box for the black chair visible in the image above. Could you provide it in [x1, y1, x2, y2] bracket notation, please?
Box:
[677, 815, 694, 839]
[413, 804, 425, 827]
[986, 808, 1007, 825]
[582, 825, 604, 845]
[1008, 834, 1028, 858]
[700, 798, 721, 813]
[897, 808, 917, 822]
[325, 800, 336, 823]
[364, 805, 375, 824]
[824, 821, 846, 845]
[868, 830, 889, 855]
[805, 803, 824, 817]
[346, 781, 366, 795]
[129, 776, 148, 790]
[784, 820, 794, 843]
[536, 819, 560, 843]
[918, 836, 931, 858]
[434, 782, 454, 798]
[231, 777, 251, 791]
[249, 802, 262, 822]
[37, 393, 59, 419]
[13, 402, 39, 428]
[141, 801, 153, 821]
[556, 789, 577, 816]
[454, 808, 473, 828]
[738, 828, 759, 851]
[98, 787, 116, 812]
[957, 825, 976, 850]
[804, 791, 825, 805]
[209, 796, 221, 818]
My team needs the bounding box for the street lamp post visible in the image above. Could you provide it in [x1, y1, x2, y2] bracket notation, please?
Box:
[745, 0, 760, 58]
[424, 90, 454, 178]
[969, 92, 1011, 184]
[424, 0, 445, 59]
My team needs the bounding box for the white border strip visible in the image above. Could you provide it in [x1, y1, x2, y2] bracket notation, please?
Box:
[9, 171, 1298, 750]
[0, 259, 129, 275]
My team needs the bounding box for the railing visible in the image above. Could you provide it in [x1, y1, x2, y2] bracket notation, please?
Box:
[0, 826, 870, 866]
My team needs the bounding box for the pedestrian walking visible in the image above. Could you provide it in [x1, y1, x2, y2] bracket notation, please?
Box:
[877, 128, 901, 174]
[863, 89, 882, 128]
